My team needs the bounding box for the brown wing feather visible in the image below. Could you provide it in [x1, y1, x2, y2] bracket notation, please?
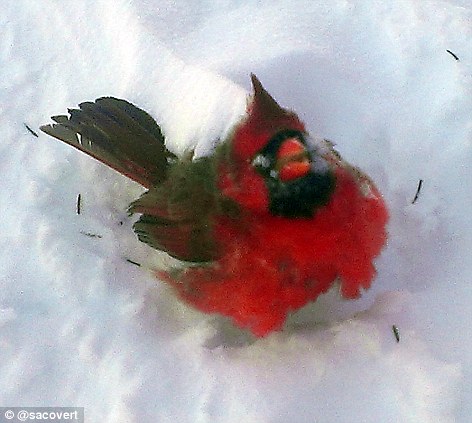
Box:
[132, 214, 217, 262]
[128, 157, 228, 263]
[40, 97, 176, 188]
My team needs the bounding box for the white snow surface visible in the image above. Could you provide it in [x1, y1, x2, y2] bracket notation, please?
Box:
[1, 1, 472, 422]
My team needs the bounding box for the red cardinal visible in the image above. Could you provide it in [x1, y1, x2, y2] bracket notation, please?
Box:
[41, 74, 388, 337]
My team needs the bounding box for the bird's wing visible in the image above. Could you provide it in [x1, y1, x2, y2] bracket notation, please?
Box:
[128, 157, 229, 263]
[40, 97, 176, 188]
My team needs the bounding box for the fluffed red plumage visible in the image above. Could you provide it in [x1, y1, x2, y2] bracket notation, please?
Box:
[161, 164, 387, 336]
[41, 74, 388, 337]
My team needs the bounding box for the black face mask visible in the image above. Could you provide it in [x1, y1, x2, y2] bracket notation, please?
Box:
[252, 129, 336, 218]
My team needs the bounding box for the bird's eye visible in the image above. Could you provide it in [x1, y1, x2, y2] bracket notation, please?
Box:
[275, 138, 311, 181]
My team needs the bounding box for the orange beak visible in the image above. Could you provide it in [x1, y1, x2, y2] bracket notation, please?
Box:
[276, 138, 311, 182]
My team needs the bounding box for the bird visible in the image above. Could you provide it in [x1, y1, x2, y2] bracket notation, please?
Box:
[41, 74, 388, 337]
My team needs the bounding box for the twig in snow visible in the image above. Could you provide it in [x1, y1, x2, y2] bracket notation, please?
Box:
[392, 325, 400, 343]
[77, 194, 82, 215]
[24, 123, 39, 137]
[80, 231, 102, 239]
[446, 49, 460, 61]
[411, 179, 423, 204]
[126, 259, 141, 267]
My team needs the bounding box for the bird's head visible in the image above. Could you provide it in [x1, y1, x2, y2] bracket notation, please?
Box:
[218, 74, 337, 218]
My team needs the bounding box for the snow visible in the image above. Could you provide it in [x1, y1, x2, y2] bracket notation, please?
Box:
[1, 0, 471, 421]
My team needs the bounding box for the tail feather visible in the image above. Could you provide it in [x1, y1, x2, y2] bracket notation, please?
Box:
[41, 97, 176, 188]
